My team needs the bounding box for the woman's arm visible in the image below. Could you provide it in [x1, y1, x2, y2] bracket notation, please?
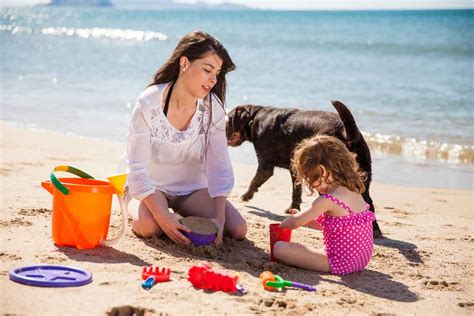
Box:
[127, 91, 190, 245]
[206, 95, 234, 245]
[280, 197, 329, 230]
[143, 193, 191, 245]
[126, 97, 156, 201]
[211, 196, 226, 246]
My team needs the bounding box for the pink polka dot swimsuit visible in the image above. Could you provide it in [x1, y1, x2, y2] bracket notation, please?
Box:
[315, 193, 375, 275]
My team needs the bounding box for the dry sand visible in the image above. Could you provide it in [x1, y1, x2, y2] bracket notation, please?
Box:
[1, 121, 473, 315]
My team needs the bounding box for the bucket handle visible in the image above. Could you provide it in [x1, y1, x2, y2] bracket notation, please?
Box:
[50, 165, 95, 195]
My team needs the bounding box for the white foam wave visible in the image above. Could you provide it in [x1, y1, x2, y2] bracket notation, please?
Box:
[0, 24, 167, 42]
[362, 131, 474, 165]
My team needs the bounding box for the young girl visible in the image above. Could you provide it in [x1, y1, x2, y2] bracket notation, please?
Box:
[274, 135, 375, 275]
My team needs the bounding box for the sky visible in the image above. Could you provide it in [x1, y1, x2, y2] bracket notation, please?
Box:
[0, 0, 472, 10]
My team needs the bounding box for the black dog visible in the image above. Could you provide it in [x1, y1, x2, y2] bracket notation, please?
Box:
[226, 100, 382, 238]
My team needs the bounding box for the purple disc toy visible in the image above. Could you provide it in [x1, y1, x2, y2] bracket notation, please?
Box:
[9, 265, 92, 287]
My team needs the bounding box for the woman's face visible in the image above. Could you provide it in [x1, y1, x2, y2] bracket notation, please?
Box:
[181, 52, 223, 99]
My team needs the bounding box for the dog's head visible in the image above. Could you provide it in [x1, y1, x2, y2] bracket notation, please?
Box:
[226, 105, 259, 147]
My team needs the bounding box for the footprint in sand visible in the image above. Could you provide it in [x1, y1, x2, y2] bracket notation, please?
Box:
[391, 209, 411, 218]
[245, 259, 280, 272]
[381, 221, 413, 227]
[253, 298, 296, 312]
[422, 280, 462, 291]
[0, 167, 13, 176]
[107, 306, 156, 316]
[18, 208, 51, 217]
[0, 218, 33, 227]
[35, 254, 67, 264]
[458, 302, 474, 308]
[18, 161, 45, 167]
[337, 296, 358, 306]
[0, 252, 22, 261]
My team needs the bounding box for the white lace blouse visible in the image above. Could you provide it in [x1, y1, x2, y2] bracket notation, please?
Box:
[125, 83, 234, 201]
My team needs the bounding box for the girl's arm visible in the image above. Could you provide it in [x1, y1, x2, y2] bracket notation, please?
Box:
[304, 220, 323, 230]
[280, 197, 330, 230]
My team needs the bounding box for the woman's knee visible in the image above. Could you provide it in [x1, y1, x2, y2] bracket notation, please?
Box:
[227, 220, 247, 240]
[132, 218, 161, 238]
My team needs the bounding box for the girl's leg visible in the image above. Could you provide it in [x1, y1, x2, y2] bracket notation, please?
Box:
[177, 189, 247, 240]
[273, 241, 331, 272]
[129, 191, 169, 238]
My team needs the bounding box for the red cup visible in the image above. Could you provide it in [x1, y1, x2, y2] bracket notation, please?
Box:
[269, 223, 292, 261]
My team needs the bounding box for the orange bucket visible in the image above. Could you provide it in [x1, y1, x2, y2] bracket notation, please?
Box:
[41, 166, 119, 249]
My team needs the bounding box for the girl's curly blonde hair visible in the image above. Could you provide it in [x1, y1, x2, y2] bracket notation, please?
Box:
[291, 135, 367, 194]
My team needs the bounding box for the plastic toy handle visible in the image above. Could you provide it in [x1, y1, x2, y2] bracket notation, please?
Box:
[50, 165, 94, 195]
[265, 274, 285, 288]
[290, 281, 317, 292]
[142, 276, 155, 290]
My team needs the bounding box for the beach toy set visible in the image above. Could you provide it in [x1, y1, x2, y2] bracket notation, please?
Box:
[269, 223, 292, 261]
[141, 266, 171, 290]
[260, 271, 316, 292]
[9, 265, 92, 287]
[41, 165, 128, 249]
[188, 261, 246, 294]
[35, 170, 313, 294]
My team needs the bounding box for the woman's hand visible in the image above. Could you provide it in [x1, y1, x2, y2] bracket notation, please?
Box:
[159, 213, 191, 246]
[211, 217, 225, 247]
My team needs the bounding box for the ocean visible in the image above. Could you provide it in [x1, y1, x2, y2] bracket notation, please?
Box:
[1, 7, 473, 189]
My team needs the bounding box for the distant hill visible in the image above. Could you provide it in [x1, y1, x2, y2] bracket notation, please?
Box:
[47, 0, 112, 6]
[112, 0, 249, 10]
[45, 0, 250, 10]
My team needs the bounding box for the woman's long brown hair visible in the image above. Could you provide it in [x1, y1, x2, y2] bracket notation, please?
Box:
[148, 30, 235, 104]
[147, 31, 235, 158]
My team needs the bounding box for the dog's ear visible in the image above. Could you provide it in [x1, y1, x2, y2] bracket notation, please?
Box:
[230, 106, 252, 132]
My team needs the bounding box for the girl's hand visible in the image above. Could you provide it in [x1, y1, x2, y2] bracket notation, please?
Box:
[160, 213, 191, 246]
[279, 216, 294, 229]
[211, 218, 225, 247]
[281, 197, 329, 229]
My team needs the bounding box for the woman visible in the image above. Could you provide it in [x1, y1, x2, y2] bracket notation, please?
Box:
[125, 31, 247, 246]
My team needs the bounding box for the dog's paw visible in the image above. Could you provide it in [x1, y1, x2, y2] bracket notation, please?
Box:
[285, 208, 300, 215]
[373, 227, 384, 239]
[240, 192, 254, 201]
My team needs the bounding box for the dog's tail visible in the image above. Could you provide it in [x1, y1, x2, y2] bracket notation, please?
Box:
[332, 100, 381, 236]
[331, 100, 361, 142]
[331, 99, 372, 187]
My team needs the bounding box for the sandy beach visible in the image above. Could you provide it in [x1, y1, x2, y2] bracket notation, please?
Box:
[1, 120, 473, 315]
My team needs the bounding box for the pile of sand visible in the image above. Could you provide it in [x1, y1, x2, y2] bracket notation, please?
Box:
[180, 216, 218, 235]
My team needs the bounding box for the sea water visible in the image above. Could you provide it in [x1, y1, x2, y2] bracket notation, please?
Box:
[1, 7, 473, 189]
